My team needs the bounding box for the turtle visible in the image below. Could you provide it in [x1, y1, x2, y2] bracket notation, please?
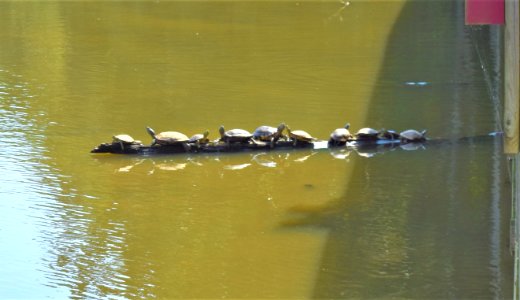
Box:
[400, 129, 427, 143]
[355, 127, 380, 140]
[188, 130, 210, 148]
[379, 129, 400, 141]
[329, 123, 353, 145]
[146, 126, 191, 151]
[219, 126, 253, 146]
[286, 126, 316, 146]
[252, 123, 286, 147]
[112, 134, 141, 150]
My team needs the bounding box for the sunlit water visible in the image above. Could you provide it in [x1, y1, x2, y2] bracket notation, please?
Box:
[0, 1, 513, 299]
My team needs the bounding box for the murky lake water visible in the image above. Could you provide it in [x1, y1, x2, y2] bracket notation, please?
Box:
[0, 1, 513, 299]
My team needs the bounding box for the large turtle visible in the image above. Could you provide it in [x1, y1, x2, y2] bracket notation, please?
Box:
[112, 134, 141, 150]
[400, 129, 427, 143]
[329, 123, 353, 145]
[286, 126, 316, 146]
[252, 123, 286, 147]
[219, 126, 253, 146]
[355, 127, 380, 140]
[146, 126, 191, 151]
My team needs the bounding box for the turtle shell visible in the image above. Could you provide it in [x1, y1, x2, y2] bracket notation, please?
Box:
[189, 131, 210, 143]
[253, 126, 276, 137]
[379, 129, 400, 140]
[154, 131, 190, 145]
[356, 128, 379, 136]
[219, 126, 253, 143]
[288, 129, 314, 142]
[113, 134, 134, 144]
[355, 127, 380, 140]
[400, 129, 426, 141]
[224, 129, 252, 138]
[253, 123, 285, 141]
[330, 128, 352, 142]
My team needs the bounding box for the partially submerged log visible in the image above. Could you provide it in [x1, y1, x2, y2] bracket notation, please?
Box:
[91, 132, 503, 156]
[91, 139, 317, 155]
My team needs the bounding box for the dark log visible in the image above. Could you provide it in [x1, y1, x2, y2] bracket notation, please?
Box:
[91, 132, 503, 156]
[91, 140, 316, 155]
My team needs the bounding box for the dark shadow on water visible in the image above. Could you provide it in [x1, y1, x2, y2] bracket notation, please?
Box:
[280, 0, 513, 298]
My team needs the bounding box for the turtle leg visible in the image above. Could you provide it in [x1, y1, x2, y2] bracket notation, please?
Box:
[119, 141, 125, 151]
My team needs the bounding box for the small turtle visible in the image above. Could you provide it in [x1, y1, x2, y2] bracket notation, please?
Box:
[253, 123, 286, 147]
[379, 129, 400, 140]
[146, 126, 191, 151]
[355, 127, 380, 140]
[286, 126, 316, 146]
[189, 130, 210, 147]
[329, 123, 353, 145]
[219, 126, 253, 146]
[400, 129, 427, 143]
[112, 134, 141, 150]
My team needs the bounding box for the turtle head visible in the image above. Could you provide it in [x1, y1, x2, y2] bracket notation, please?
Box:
[421, 130, 427, 137]
[146, 126, 156, 138]
[277, 123, 286, 134]
[344, 123, 350, 129]
[203, 130, 210, 138]
[219, 126, 225, 137]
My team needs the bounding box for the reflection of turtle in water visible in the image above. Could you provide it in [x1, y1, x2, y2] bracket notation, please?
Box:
[252, 123, 286, 148]
[329, 123, 352, 145]
[329, 148, 352, 160]
[251, 152, 277, 168]
[146, 126, 191, 151]
[355, 127, 380, 141]
[219, 126, 253, 147]
[286, 126, 316, 146]
[112, 134, 141, 150]
[189, 130, 210, 148]
[400, 129, 427, 143]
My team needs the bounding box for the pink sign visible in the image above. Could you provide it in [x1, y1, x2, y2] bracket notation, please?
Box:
[466, 0, 505, 24]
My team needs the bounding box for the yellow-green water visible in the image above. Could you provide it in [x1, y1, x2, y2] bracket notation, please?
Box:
[0, 1, 513, 299]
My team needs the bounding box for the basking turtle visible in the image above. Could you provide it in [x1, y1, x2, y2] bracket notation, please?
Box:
[219, 126, 253, 146]
[329, 123, 353, 145]
[355, 127, 380, 140]
[146, 126, 191, 151]
[252, 123, 286, 147]
[112, 134, 141, 150]
[286, 126, 316, 146]
[189, 130, 210, 147]
[379, 129, 400, 141]
[400, 129, 427, 143]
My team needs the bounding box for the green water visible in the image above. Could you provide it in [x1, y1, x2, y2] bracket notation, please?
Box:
[0, 1, 513, 299]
